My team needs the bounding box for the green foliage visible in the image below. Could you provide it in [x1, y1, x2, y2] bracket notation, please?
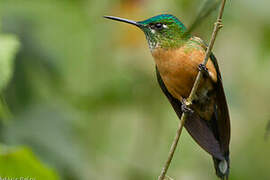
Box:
[2, 105, 88, 180]
[0, 35, 19, 92]
[0, 34, 19, 120]
[0, 145, 59, 179]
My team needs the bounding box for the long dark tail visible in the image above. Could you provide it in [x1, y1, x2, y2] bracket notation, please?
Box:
[213, 152, 230, 180]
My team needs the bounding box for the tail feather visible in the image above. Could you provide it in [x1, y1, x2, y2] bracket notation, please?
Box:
[213, 153, 230, 180]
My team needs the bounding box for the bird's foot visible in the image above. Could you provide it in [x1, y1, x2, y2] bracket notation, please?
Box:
[181, 98, 193, 114]
[198, 64, 209, 78]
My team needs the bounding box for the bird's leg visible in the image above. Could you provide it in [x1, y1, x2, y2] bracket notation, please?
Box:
[181, 98, 193, 114]
[198, 64, 209, 78]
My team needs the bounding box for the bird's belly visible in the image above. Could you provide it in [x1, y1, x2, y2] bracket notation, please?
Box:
[153, 47, 217, 98]
[152, 47, 217, 120]
[160, 62, 214, 101]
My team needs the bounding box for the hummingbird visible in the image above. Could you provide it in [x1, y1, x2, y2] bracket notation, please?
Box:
[104, 14, 231, 179]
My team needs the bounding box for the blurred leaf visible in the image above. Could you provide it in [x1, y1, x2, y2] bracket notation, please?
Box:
[1, 104, 89, 180]
[187, 0, 219, 33]
[265, 120, 270, 141]
[0, 145, 59, 179]
[0, 96, 11, 122]
[259, 25, 270, 63]
[0, 35, 20, 91]
[0, 34, 19, 120]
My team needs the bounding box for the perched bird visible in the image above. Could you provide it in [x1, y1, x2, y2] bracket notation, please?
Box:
[104, 14, 231, 179]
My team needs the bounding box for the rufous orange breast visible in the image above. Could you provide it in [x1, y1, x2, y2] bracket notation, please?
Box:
[152, 43, 217, 102]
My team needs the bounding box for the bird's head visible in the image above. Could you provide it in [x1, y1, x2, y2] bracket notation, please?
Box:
[104, 14, 189, 50]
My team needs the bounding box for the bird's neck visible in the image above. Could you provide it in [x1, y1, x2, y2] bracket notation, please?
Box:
[147, 33, 191, 51]
[151, 36, 204, 65]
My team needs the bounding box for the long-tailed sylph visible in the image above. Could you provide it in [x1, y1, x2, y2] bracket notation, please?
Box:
[104, 14, 231, 179]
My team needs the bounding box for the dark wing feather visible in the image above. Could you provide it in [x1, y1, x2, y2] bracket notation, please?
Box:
[156, 67, 224, 160]
[192, 35, 231, 153]
[210, 54, 231, 153]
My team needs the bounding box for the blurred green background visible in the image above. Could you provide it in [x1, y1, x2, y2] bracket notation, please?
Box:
[0, 0, 270, 179]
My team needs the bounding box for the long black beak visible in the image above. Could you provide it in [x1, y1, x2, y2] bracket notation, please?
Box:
[104, 16, 141, 28]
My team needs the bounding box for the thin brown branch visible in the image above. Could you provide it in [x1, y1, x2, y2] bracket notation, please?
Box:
[158, 0, 227, 179]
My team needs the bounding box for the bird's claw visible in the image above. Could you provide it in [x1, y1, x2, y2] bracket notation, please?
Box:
[158, 175, 174, 180]
[215, 20, 223, 29]
[198, 64, 209, 77]
[181, 99, 193, 114]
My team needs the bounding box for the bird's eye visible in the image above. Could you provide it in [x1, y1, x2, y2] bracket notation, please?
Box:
[155, 23, 163, 29]
[150, 23, 164, 30]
